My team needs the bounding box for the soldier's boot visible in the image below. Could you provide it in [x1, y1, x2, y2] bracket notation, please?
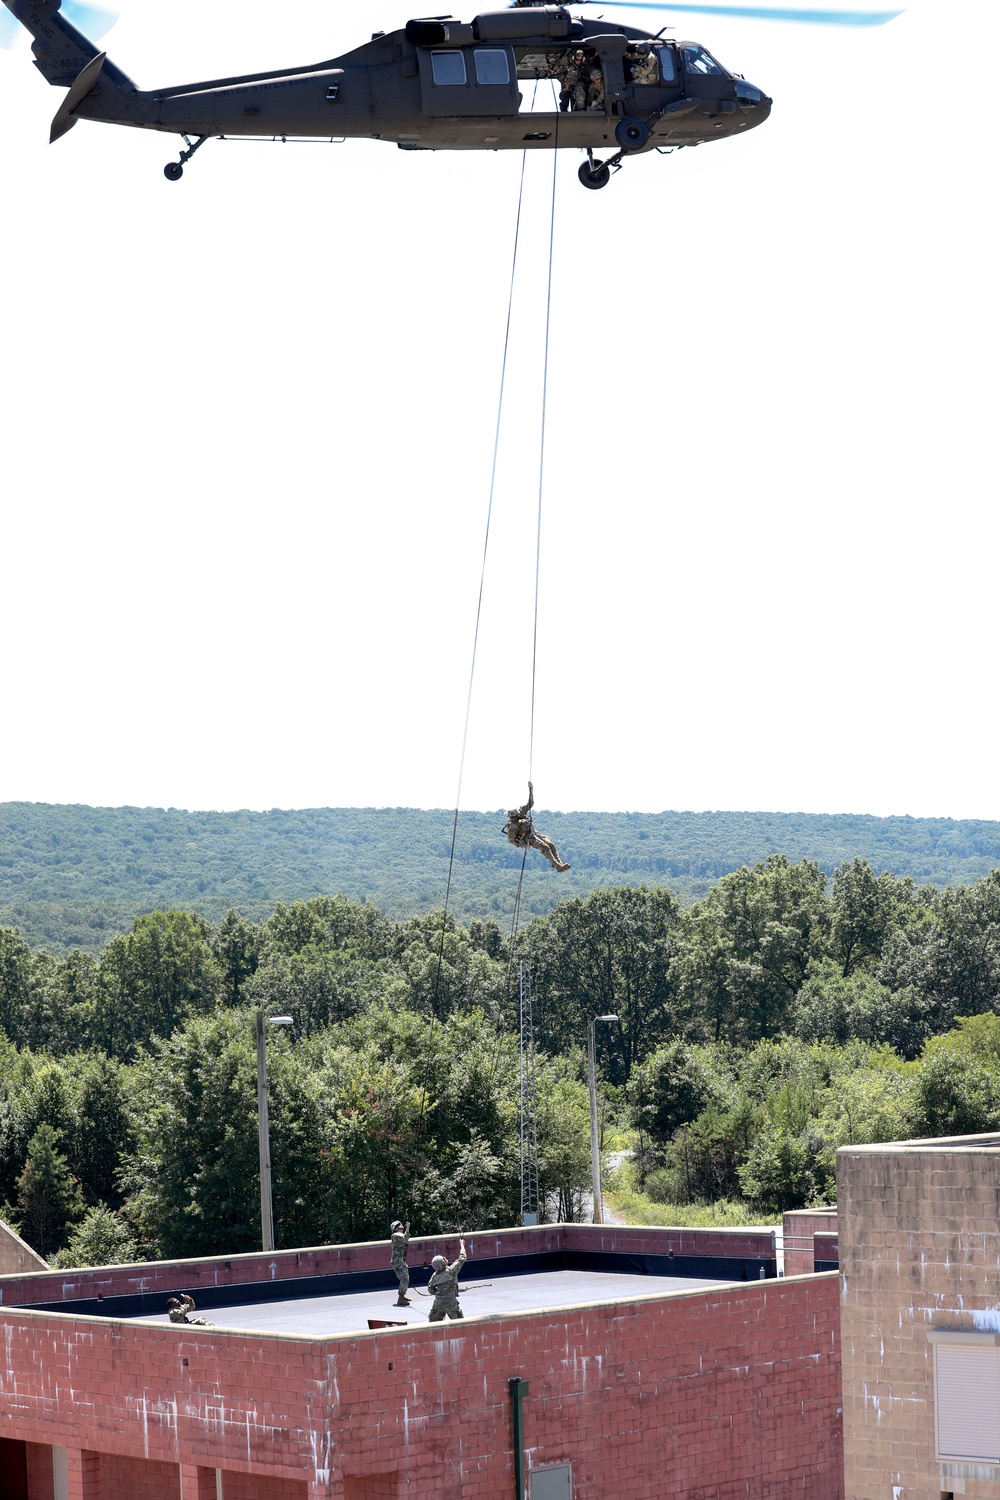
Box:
[395, 1298, 411, 1306]
[555, 861, 571, 872]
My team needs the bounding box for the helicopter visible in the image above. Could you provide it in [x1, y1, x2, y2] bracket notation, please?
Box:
[0, 0, 901, 189]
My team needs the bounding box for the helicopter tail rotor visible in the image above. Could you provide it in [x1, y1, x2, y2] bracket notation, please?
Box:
[0, 0, 119, 52]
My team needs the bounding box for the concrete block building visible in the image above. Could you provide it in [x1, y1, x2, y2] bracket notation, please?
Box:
[838, 1133, 1000, 1500]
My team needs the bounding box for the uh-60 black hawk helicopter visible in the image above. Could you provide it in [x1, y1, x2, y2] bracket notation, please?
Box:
[0, 0, 900, 189]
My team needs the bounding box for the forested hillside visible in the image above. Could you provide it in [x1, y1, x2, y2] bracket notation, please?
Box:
[4, 856, 1000, 1268]
[5, 800, 1000, 954]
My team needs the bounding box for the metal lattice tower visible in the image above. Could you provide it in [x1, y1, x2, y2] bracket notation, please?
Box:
[518, 960, 541, 1226]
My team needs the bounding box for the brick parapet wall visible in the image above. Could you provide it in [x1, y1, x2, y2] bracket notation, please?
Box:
[0, 1273, 842, 1499]
[0, 1222, 775, 1310]
[562, 1223, 775, 1259]
[783, 1209, 838, 1277]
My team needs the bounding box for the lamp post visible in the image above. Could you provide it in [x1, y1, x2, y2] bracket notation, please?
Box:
[587, 1013, 618, 1226]
[256, 1008, 293, 1253]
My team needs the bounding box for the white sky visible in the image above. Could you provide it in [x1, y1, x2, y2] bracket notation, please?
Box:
[0, 0, 995, 819]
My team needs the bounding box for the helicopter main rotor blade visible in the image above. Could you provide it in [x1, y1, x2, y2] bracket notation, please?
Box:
[584, 2, 902, 22]
[0, 0, 118, 49]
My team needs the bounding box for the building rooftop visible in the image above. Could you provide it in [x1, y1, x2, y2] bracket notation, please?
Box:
[841, 1132, 1000, 1153]
[133, 1266, 738, 1338]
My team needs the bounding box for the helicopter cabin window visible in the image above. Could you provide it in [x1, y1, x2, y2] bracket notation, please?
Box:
[681, 45, 726, 76]
[474, 48, 510, 86]
[431, 51, 467, 86]
[657, 46, 677, 84]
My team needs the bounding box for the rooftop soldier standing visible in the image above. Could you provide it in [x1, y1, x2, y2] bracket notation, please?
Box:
[390, 1219, 411, 1306]
[427, 1239, 467, 1322]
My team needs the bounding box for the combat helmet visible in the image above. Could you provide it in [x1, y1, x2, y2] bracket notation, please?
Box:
[431, 1255, 447, 1271]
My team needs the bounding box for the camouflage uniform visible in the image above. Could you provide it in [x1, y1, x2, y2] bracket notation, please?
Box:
[504, 783, 571, 873]
[631, 44, 659, 85]
[587, 67, 606, 112]
[428, 1246, 467, 1322]
[167, 1294, 208, 1326]
[390, 1221, 411, 1305]
[549, 52, 580, 112]
[573, 54, 602, 113]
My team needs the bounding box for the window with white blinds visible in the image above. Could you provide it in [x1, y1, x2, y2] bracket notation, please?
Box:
[935, 1341, 1000, 1463]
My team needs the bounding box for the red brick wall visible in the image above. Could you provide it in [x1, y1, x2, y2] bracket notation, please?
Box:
[2, 1274, 842, 1500]
[0, 1223, 775, 1312]
[97, 1452, 182, 1500]
[783, 1210, 838, 1277]
[25, 1444, 54, 1500]
[222, 1472, 308, 1500]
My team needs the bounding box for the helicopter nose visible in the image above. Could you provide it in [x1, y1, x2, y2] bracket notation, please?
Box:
[734, 79, 773, 111]
[735, 79, 772, 119]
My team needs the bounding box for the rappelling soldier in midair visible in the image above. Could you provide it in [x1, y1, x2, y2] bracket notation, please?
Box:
[504, 783, 571, 872]
[390, 1219, 411, 1306]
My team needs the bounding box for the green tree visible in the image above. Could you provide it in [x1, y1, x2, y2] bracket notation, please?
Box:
[216, 910, 263, 1007]
[909, 1014, 1000, 1137]
[829, 860, 913, 977]
[675, 857, 829, 1045]
[631, 1040, 718, 1151]
[522, 886, 682, 1082]
[54, 1204, 138, 1268]
[17, 1123, 82, 1257]
[93, 910, 221, 1057]
[0, 926, 32, 1043]
[123, 1008, 331, 1259]
[537, 1060, 592, 1223]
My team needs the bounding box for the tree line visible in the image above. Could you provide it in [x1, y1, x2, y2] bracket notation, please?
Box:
[3, 855, 1000, 1265]
[6, 799, 1000, 955]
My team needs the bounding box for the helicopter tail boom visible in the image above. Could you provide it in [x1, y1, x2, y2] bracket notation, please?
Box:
[1, 0, 136, 126]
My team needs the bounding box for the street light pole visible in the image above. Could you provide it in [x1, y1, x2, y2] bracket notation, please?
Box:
[587, 1013, 618, 1226]
[256, 1008, 293, 1254]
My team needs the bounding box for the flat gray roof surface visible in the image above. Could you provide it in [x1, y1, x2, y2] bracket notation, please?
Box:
[139, 1269, 735, 1337]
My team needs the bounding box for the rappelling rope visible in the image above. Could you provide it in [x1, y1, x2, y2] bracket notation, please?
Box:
[428, 143, 532, 1018]
[489, 107, 561, 1090]
[528, 106, 560, 784]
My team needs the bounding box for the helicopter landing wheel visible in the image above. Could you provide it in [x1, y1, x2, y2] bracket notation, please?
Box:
[164, 161, 184, 182]
[578, 160, 611, 190]
[614, 116, 650, 152]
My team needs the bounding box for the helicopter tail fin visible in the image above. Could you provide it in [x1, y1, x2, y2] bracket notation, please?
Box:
[2, 0, 136, 134]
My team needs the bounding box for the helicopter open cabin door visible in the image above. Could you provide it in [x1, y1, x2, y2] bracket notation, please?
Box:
[417, 45, 520, 116]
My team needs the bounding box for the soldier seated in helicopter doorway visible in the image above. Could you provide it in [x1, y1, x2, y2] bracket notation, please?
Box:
[625, 41, 659, 86]
[503, 782, 571, 872]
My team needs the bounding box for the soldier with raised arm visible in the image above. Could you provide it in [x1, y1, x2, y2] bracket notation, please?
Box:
[390, 1219, 411, 1306]
[427, 1239, 467, 1322]
[503, 782, 571, 872]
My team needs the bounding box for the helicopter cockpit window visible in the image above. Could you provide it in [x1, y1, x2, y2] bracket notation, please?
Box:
[431, 51, 468, 85]
[474, 48, 511, 85]
[681, 45, 726, 77]
[657, 46, 677, 84]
